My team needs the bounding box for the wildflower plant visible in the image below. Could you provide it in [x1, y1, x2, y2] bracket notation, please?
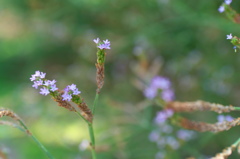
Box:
[0, 38, 110, 159]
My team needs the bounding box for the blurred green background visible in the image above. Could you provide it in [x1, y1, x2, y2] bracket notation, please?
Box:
[1, 0, 240, 158]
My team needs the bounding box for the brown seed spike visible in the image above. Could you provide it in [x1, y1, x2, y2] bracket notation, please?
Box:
[95, 63, 105, 94]
[180, 118, 240, 133]
[166, 100, 234, 113]
[52, 90, 76, 112]
[211, 145, 236, 159]
[0, 109, 20, 121]
[78, 101, 93, 123]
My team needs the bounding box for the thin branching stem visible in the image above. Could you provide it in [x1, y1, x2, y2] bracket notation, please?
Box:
[92, 93, 99, 115]
[75, 111, 97, 159]
[17, 119, 55, 159]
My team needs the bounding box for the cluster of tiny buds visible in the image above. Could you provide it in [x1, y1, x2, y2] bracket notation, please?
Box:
[155, 109, 174, 124]
[93, 38, 111, 50]
[218, 0, 232, 13]
[30, 71, 58, 96]
[62, 84, 81, 101]
[30, 71, 81, 101]
[144, 76, 175, 102]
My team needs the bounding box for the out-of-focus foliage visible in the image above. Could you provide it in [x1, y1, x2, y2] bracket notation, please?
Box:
[1, 0, 240, 158]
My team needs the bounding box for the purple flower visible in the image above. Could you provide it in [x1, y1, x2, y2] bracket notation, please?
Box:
[225, 0, 232, 5]
[151, 76, 171, 90]
[62, 92, 72, 101]
[73, 88, 81, 95]
[98, 43, 111, 50]
[177, 130, 195, 141]
[50, 84, 58, 92]
[149, 131, 160, 142]
[217, 115, 225, 122]
[49, 79, 56, 85]
[217, 115, 234, 122]
[166, 136, 179, 150]
[32, 80, 43, 89]
[68, 84, 77, 91]
[218, 6, 225, 13]
[103, 39, 110, 45]
[144, 75, 175, 102]
[39, 87, 50, 96]
[154, 109, 174, 124]
[161, 89, 175, 102]
[43, 80, 51, 86]
[64, 84, 81, 95]
[225, 115, 234, 121]
[30, 71, 46, 82]
[226, 33, 233, 39]
[144, 87, 157, 99]
[93, 38, 100, 44]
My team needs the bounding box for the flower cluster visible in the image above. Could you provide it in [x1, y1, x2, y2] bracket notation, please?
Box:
[218, 0, 232, 13]
[62, 84, 81, 101]
[30, 71, 81, 102]
[144, 76, 174, 101]
[149, 111, 196, 159]
[155, 109, 174, 124]
[93, 38, 111, 50]
[30, 71, 58, 96]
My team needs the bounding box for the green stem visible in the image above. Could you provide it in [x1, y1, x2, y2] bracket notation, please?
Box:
[233, 106, 240, 111]
[75, 112, 97, 159]
[233, 137, 240, 147]
[88, 123, 97, 159]
[17, 120, 55, 159]
[75, 111, 91, 124]
[92, 94, 99, 115]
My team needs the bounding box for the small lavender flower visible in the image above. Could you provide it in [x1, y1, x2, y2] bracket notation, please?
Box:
[94, 38, 111, 50]
[73, 88, 81, 95]
[166, 136, 179, 150]
[144, 75, 174, 102]
[50, 84, 58, 92]
[160, 123, 173, 134]
[217, 115, 225, 122]
[69, 84, 77, 90]
[93, 38, 100, 44]
[30, 71, 46, 81]
[144, 87, 157, 99]
[218, 6, 225, 13]
[161, 89, 175, 102]
[177, 130, 195, 141]
[225, 115, 234, 121]
[149, 131, 160, 142]
[32, 80, 43, 89]
[151, 76, 171, 90]
[62, 92, 72, 101]
[103, 39, 110, 45]
[98, 43, 111, 50]
[225, 0, 232, 5]
[155, 109, 174, 124]
[217, 115, 234, 122]
[39, 87, 50, 96]
[226, 33, 233, 39]
[62, 84, 81, 101]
